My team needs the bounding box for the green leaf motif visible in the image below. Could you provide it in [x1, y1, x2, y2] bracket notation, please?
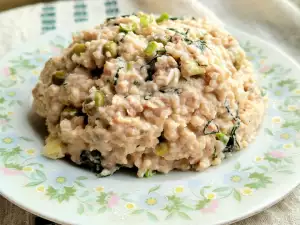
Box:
[234, 162, 241, 170]
[249, 172, 272, 183]
[264, 153, 281, 163]
[46, 186, 76, 203]
[245, 172, 272, 189]
[97, 192, 108, 205]
[258, 165, 268, 172]
[25, 181, 44, 187]
[132, 209, 144, 215]
[282, 120, 300, 131]
[59, 186, 76, 203]
[77, 204, 84, 215]
[278, 170, 294, 174]
[233, 189, 241, 202]
[147, 212, 159, 221]
[17, 100, 23, 106]
[74, 180, 85, 188]
[98, 206, 107, 214]
[19, 136, 34, 142]
[0, 97, 5, 104]
[277, 79, 298, 90]
[35, 169, 47, 181]
[46, 186, 58, 200]
[178, 212, 192, 220]
[195, 199, 210, 210]
[26, 163, 44, 168]
[242, 167, 253, 171]
[1, 147, 22, 163]
[166, 212, 175, 220]
[200, 188, 205, 198]
[4, 163, 23, 170]
[213, 187, 231, 193]
[76, 176, 88, 180]
[148, 185, 160, 194]
[264, 128, 274, 136]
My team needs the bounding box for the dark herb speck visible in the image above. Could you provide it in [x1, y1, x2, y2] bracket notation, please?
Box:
[90, 67, 104, 79]
[203, 120, 220, 135]
[80, 150, 103, 173]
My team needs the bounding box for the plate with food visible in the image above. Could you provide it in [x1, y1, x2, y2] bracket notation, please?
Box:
[0, 12, 299, 225]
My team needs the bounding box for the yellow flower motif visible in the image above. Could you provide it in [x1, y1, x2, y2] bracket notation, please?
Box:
[2, 137, 13, 144]
[36, 185, 45, 193]
[283, 143, 293, 150]
[125, 203, 136, 210]
[174, 186, 184, 194]
[254, 156, 264, 162]
[287, 105, 297, 112]
[22, 166, 33, 172]
[32, 70, 40, 75]
[146, 197, 157, 206]
[272, 116, 282, 124]
[7, 91, 16, 97]
[7, 112, 13, 116]
[231, 175, 241, 183]
[206, 192, 217, 200]
[41, 50, 49, 54]
[240, 187, 253, 196]
[280, 133, 291, 140]
[9, 75, 17, 81]
[94, 186, 105, 192]
[56, 177, 66, 184]
[293, 89, 300, 95]
[26, 149, 36, 156]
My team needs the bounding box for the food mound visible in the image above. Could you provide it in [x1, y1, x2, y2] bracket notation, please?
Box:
[32, 13, 265, 177]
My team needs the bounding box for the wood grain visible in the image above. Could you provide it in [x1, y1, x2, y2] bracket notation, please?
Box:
[0, 0, 52, 11]
[0, 196, 34, 225]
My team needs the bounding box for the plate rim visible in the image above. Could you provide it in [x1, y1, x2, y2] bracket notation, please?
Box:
[0, 25, 300, 225]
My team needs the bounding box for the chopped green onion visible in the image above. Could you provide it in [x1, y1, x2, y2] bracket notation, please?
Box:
[216, 132, 229, 145]
[140, 15, 150, 28]
[73, 43, 86, 55]
[52, 71, 66, 85]
[103, 41, 118, 58]
[94, 91, 105, 107]
[63, 107, 78, 117]
[155, 142, 169, 156]
[133, 80, 140, 86]
[156, 12, 169, 23]
[185, 60, 206, 76]
[155, 37, 169, 45]
[119, 23, 137, 33]
[144, 41, 158, 57]
[127, 62, 133, 70]
[144, 169, 155, 178]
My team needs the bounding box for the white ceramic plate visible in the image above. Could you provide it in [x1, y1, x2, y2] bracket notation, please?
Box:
[0, 26, 300, 225]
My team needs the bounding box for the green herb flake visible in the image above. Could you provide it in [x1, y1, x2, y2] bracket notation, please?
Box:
[140, 15, 150, 28]
[156, 12, 169, 23]
[144, 41, 159, 57]
[144, 170, 156, 178]
[216, 132, 229, 145]
[119, 23, 137, 33]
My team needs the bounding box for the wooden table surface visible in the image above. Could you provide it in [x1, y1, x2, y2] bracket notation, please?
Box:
[0, 196, 35, 225]
[0, 0, 52, 11]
